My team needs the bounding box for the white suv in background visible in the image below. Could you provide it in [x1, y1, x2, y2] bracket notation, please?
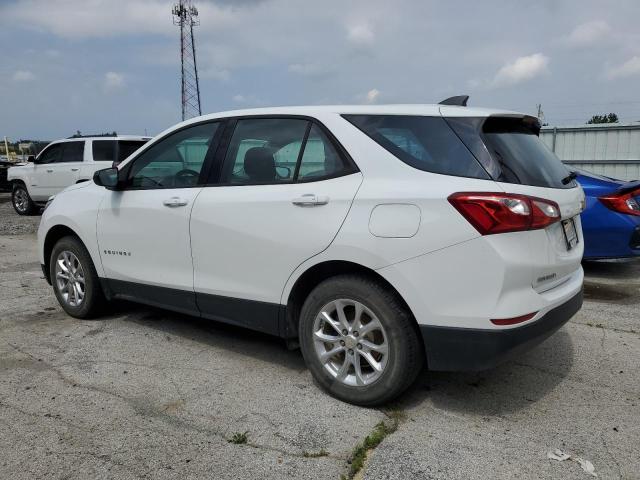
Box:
[8, 135, 150, 215]
[38, 100, 585, 405]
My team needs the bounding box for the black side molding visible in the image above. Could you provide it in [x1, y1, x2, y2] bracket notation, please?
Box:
[438, 95, 469, 107]
[102, 278, 282, 337]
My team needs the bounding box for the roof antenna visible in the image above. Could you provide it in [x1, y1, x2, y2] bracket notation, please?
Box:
[439, 95, 469, 107]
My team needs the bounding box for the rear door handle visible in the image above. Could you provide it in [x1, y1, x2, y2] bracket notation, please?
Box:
[71, 168, 79, 172]
[163, 197, 189, 207]
[292, 194, 329, 207]
[46, 169, 53, 173]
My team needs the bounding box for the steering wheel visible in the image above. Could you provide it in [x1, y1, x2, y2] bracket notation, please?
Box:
[174, 169, 200, 187]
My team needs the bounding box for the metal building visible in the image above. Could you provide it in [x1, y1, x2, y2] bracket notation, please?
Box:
[540, 123, 640, 181]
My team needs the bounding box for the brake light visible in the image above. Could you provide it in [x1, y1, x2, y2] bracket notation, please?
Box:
[448, 192, 561, 235]
[598, 189, 640, 216]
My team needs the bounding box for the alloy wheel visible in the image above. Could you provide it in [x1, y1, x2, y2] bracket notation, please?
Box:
[14, 189, 29, 213]
[312, 298, 389, 387]
[55, 251, 86, 307]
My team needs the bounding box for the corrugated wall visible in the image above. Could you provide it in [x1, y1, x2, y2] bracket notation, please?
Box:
[541, 123, 640, 180]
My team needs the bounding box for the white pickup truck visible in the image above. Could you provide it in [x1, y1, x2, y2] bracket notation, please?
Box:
[8, 135, 149, 215]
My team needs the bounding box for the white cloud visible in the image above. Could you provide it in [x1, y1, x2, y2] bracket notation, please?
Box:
[232, 94, 246, 102]
[347, 23, 374, 46]
[606, 56, 640, 79]
[13, 70, 35, 82]
[364, 88, 380, 104]
[491, 53, 549, 88]
[564, 20, 610, 47]
[104, 71, 125, 91]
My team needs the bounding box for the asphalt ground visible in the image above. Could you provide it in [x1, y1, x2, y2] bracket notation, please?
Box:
[1, 192, 638, 479]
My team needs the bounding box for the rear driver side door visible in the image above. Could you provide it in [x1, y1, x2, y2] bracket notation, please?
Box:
[190, 117, 363, 334]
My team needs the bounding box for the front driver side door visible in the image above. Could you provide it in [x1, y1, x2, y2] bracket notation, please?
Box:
[96, 121, 222, 313]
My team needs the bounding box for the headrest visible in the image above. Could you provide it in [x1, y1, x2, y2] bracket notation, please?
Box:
[244, 147, 275, 182]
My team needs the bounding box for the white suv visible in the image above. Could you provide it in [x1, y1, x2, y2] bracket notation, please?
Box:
[8, 135, 149, 215]
[38, 101, 585, 405]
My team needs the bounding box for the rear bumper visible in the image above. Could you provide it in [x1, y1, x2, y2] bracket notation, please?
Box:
[420, 288, 583, 371]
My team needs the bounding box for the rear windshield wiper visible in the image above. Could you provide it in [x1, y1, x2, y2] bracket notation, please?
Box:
[561, 171, 578, 185]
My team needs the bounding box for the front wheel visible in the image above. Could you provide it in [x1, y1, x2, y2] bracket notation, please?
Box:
[12, 184, 38, 215]
[50, 236, 107, 318]
[299, 275, 424, 406]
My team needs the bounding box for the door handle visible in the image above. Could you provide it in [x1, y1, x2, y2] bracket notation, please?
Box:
[46, 169, 53, 173]
[292, 194, 329, 207]
[163, 197, 189, 208]
[71, 168, 79, 172]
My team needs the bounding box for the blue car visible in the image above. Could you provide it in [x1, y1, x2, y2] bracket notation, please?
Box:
[576, 169, 640, 259]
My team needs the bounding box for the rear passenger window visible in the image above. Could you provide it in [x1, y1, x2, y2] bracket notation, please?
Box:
[60, 142, 84, 163]
[93, 140, 116, 162]
[221, 118, 308, 184]
[117, 140, 147, 163]
[344, 115, 489, 179]
[220, 118, 353, 185]
[297, 125, 346, 181]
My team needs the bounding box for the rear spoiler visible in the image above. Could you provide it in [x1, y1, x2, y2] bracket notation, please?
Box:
[617, 180, 640, 195]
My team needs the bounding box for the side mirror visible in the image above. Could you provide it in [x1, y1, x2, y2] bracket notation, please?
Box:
[93, 167, 121, 190]
[27, 155, 36, 163]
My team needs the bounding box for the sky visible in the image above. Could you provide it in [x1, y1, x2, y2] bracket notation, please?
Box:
[1, 0, 640, 140]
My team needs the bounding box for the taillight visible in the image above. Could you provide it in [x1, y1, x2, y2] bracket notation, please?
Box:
[598, 189, 640, 216]
[448, 192, 561, 235]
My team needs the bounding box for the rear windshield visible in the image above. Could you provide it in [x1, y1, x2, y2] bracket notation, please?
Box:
[447, 116, 573, 189]
[93, 140, 148, 164]
[343, 115, 490, 179]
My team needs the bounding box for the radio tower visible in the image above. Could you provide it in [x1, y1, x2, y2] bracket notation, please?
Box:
[173, 0, 202, 121]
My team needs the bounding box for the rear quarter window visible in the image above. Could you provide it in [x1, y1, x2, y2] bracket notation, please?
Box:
[343, 115, 490, 179]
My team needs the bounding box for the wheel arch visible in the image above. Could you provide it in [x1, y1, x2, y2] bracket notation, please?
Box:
[10, 179, 26, 189]
[42, 225, 86, 284]
[283, 260, 421, 342]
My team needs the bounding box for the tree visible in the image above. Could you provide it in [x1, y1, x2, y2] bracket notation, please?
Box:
[587, 113, 619, 124]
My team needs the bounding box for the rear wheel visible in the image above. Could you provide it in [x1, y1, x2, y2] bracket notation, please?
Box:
[12, 184, 38, 215]
[50, 236, 106, 318]
[299, 275, 424, 406]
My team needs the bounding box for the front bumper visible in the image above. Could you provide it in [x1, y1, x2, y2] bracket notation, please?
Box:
[420, 288, 583, 371]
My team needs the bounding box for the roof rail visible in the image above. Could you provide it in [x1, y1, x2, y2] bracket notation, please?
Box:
[438, 95, 469, 107]
[67, 131, 118, 139]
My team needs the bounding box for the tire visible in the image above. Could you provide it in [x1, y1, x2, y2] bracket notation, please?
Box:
[50, 236, 107, 319]
[12, 184, 38, 215]
[299, 274, 424, 406]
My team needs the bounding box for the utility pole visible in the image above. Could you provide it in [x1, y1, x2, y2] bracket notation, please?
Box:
[173, 0, 202, 121]
[3, 137, 10, 162]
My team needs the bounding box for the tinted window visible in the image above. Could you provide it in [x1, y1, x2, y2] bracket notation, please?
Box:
[92, 140, 116, 161]
[128, 123, 219, 189]
[93, 140, 148, 164]
[344, 115, 489, 179]
[60, 142, 84, 163]
[447, 116, 573, 189]
[297, 124, 346, 180]
[38, 144, 62, 164]
[221, 118, 308, 184]
[117, 140, 147, 163]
